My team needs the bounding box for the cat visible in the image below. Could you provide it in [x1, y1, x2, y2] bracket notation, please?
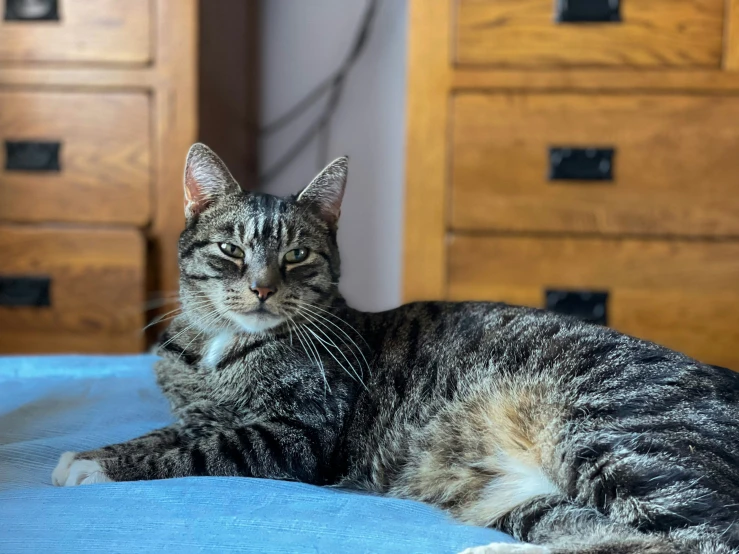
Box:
[52, 143, 739, 554]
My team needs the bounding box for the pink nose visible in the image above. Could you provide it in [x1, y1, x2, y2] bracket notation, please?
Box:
[250, 285, 276, 301]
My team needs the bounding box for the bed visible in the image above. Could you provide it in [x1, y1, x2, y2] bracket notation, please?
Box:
[0, 355, 516, 553]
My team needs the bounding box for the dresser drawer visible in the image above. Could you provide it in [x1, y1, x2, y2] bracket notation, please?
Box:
[448, 235, 739, 369]
[0, 0, 151, 64]
[0, 225, 146, 353]
[451, 93, 739, 236]
[455, 0, 724, 68]
[0, 91, 151, 225]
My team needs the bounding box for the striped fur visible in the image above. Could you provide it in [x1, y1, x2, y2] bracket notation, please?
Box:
[54, 145, 739, 554]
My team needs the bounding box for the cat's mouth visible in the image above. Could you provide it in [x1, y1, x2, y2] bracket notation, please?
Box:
[243, 305, 278, 317]
[228, 308, 284, 333]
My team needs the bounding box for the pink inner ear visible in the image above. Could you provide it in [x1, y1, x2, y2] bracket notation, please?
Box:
[184, 166, 209, 215]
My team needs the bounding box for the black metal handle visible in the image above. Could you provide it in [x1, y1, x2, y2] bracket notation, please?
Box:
[0, 277, 51, 307]
[545, 289, 608, 325]
[4, 0, 58, 21]
[549, 147, 614, 182]
[5, 141, 61, 171]
[555, 0, 620, 23]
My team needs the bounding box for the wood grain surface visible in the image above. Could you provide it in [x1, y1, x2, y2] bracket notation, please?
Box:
[0, 225, 146, 353]
[148, 0, 198, 318]
[448, 235, 739, 370]
[0, 0, 151, 64]
[451, 93, 739, 236]
[0, 91, 151, 226]
[402, 0, 452, 302]
[0, 0, 198, 354]
[455, 0, 725, 68]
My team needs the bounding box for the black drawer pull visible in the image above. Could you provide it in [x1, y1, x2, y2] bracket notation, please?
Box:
[4, 0, 58, 21]
[0, 276, 51, 307]
[545, 289, 608, 325]
[5, 141, 61, 172]
[555, 0, 620, 23]
[549, 147, 614, 182]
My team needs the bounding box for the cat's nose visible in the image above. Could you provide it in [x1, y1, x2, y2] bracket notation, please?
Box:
[250, 284, 276, 302]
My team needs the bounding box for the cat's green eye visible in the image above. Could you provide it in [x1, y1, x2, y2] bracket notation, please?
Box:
[284, 248, 309, 264]
[218, 243, 245, 259]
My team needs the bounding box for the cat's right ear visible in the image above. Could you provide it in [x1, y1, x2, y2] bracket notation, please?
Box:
[183, 143, 240, 218]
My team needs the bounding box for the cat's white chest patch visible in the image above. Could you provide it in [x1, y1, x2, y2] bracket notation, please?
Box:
[204, 333, 233, 368]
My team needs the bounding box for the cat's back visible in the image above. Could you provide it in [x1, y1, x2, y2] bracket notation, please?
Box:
[362, 300, 628, 373]
[340, 300, 739, 492]
[355, 299, 739, 412]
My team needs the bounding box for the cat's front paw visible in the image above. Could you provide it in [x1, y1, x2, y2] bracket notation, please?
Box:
[51, 452, 112, 486]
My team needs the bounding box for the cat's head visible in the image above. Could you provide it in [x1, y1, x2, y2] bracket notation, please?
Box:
[177, 143, 346, 334]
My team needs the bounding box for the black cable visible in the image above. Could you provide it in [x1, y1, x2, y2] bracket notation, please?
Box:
[259, 73, 345, 184]
[259, 0, 379, 185]
[260, 0, 378, 136]
[260, 73, 337, 136]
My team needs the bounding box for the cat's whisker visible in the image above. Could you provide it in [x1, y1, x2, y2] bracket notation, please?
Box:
[175, 307, 223, 363]
[158, 317, 205, 350]
[285, 302, 366, 373]
[299, 327, 331, 395]
[299, 311, 367, 388]
[286, 315, 330, 394]
[142, 292, 211, 311]
[142, 313, 180, 332]
[289, 301, 372, 377]
[143, 307, 187, 330]
[300, 310, 367, 379]
[142, 299, 213, 331]
[301, 315, 367, 389]
[294, 300, 372, 352]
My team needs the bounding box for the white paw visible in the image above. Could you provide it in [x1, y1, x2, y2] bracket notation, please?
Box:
[52, 453, 112, 487]
[458, 544, 550, 554]
[51, 451, 77, 486]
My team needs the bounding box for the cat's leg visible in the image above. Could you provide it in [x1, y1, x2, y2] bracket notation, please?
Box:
[552, 427, 739, 551]
[52, 425, 182, 486]
[487, 493, 720, 554]
[393, 388, 737, 554]
[452, 492, 700, 554]
[453, 437, 739, 554]
[54, 419, 333, 485]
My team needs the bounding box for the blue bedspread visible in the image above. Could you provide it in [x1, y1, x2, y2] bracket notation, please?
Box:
[0, 355, 515, 553]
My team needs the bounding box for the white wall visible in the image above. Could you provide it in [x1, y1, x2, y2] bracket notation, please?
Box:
[259, 0, 408, 312]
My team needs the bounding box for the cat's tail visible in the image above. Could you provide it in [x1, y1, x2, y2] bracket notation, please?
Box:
[480, 493, 737, 554]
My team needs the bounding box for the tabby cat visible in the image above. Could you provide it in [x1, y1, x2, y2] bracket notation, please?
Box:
[53, 144, 739, 554]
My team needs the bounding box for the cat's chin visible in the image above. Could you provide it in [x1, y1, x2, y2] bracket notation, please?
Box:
[228, 311, 284, 334]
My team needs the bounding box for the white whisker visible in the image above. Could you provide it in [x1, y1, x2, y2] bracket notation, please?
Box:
[288, 316, 331, 394]
[175, 308, 223, 363]
[300, 312, 367, 389]
[142, 299, 213, 331]
[289, 301, 372, 378]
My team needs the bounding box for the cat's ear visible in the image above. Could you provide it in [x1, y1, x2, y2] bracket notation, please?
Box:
[183, 143, 240, 218]
[297, 157, 348, 225]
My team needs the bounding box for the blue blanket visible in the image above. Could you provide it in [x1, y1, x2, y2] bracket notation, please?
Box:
[0, 355, 515, 553]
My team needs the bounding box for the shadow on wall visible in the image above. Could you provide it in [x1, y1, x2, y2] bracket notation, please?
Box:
[259, 0, 408, 312]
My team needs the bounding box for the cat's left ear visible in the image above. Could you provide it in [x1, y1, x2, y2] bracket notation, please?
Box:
[297, 157, 348, 225]
[183, 143, 241, 218]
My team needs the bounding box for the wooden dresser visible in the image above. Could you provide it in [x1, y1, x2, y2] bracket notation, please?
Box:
[404, 0, 739, 370]
[0, 0, 197, 353]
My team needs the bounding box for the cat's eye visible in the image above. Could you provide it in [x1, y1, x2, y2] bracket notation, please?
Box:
[218, 243, 245, 259]
[284, 248, 309, 264]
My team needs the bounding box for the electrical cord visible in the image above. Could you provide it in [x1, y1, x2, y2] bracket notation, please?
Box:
[259, 0, 379, 185]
